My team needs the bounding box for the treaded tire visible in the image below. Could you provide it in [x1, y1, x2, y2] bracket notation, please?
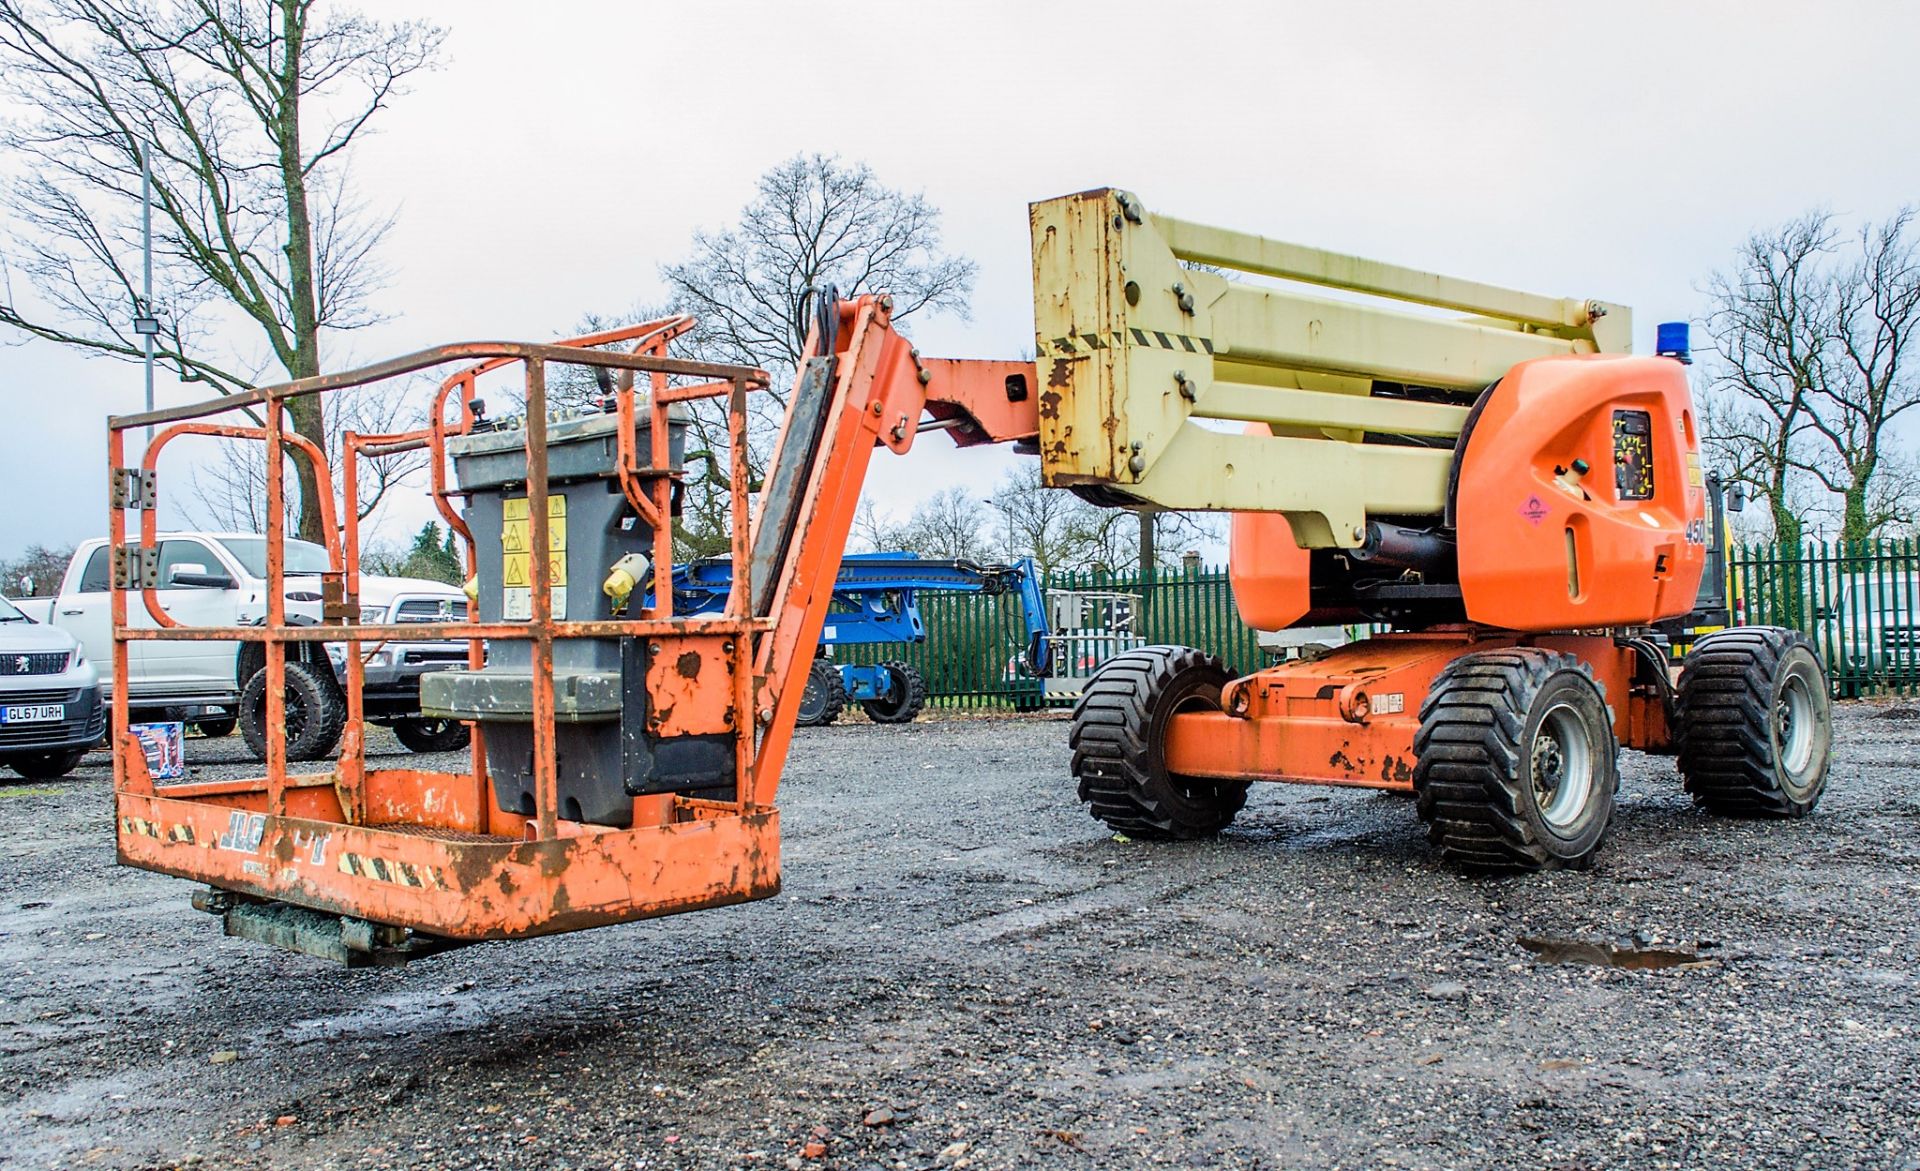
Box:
[861, 661, 928, 724]
[1070, 645, 1248, 839]
[796, 660, 846, 727]
[191, 715, 236, 739]
[391, 717, 472, 754]
[9, 748, 88, 779]
[1413, 647, 1617, 872]
[1676, 627, 1831, 817]
[239, 659, 347, 762]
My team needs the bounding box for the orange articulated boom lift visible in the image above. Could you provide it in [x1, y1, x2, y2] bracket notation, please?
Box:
[106, 189, 1833, 963]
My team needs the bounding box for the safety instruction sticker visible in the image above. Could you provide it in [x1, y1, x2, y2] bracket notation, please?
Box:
[501, 495, 567, 621]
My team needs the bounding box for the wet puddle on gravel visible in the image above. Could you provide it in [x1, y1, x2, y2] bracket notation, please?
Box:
[1519, 936, 1718, 970]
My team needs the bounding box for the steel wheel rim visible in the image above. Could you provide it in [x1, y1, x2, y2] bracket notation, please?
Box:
[797, 673, 824, 722]
[253, 686, 307, 735]
[1776, 671, 1817, 785]
[1531, 702, 1595, 832]
[872, 666, 909, 718]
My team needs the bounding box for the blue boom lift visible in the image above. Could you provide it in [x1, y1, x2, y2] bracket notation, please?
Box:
[670, 553, 1052, 725]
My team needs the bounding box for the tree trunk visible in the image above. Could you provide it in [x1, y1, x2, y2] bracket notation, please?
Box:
[277, 0, 327, 543]
[1842, 486, 1871, 544]
[1768, 466, 1804, 628]
[1842, 446, 1877, 543]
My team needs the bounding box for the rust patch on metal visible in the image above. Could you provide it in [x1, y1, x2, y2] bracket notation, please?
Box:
[646, 635, 736, 738]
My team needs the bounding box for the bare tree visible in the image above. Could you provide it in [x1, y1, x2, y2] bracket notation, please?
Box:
[1805, 210, 1920, 541]
[650, 154, 976, 556]
[987, 463, 1139, 576]
[1701, 213, 1834, 548]
[985, 465, 1094, 575]
[1703, 208, 1920, 545]
[186, 376, 427, 532]
[847, 497, 908, 554]
[0, 0, 443, 541]
[985, 464, 1219, 578]
[0, 543, 76, 596]
[663, 154, 976, 388]
[898, 486, 991, 561]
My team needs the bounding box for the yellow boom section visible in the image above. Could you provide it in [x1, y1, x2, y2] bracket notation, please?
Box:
[1028, 188, 1632, 547]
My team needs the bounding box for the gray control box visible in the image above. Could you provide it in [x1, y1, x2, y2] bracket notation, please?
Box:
[421, 405, 729, 827]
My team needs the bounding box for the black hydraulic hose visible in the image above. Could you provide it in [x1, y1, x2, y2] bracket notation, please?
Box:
[801, 284, 841, 365]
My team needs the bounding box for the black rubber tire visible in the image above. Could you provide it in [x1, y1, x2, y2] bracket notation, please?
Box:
[796, 660, 846, 727]
[192, 715, 236, 739]
[1070, 645, 1248, 839]
[1413, 648, 1618, 872]
[9, 748, 88, 779]
[861, 661, 928, 724]
[391, 717, 472, 754]
[1676, 627, 1831, 817]
[239, 659, 347, 762]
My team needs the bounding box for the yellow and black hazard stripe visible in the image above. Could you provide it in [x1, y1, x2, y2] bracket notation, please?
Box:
[339, 850, 448, 891]
[118, 816, 193, 844]
[1041, 328, 1215, 357]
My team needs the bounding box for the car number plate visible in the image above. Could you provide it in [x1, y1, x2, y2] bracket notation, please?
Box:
[1, 704, 65, 724]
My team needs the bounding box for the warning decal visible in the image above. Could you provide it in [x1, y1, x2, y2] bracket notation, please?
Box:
[501, 495, 567, 621]
[1520, 495, 1549, 525]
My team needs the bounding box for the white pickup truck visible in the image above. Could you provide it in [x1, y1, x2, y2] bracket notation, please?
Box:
[18, 532, 471, 760]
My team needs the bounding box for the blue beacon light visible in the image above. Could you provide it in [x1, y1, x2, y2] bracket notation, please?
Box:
[1655, 321, 1692, 364]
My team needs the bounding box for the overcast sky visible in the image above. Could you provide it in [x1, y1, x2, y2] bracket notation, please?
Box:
[3, 0, 1918, 561]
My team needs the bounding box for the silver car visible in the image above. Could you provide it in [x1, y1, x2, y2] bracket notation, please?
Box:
[0, 593, 105, 778]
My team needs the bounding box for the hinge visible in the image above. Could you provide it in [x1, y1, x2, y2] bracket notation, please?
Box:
[321, 572, 357, 624]
[112, 544, 161, 590]
[110, 468, 157, 510]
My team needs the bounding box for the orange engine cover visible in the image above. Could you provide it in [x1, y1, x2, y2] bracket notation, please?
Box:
[1229, 508, 1311, 630]
[1456, 354, 1706, 631]
[1228, 422, 1364, 630]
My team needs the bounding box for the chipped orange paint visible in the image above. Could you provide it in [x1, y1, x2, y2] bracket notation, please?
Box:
[645, 636, 738, 739]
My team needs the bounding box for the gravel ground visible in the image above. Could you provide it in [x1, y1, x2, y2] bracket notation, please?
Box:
[2, 705, 1918, 1171]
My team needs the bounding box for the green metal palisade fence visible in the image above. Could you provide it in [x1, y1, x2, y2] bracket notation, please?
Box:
[834, 565, 1266, 710]
[835, 544, 1920, 710]
[1728, 539, 1920, 697]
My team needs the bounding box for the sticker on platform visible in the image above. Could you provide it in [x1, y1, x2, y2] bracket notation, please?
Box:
[501, 495, 568, 621]
[1520, 495, 1549, 525]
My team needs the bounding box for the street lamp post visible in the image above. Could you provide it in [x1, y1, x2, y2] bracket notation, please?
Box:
[132, 144, 159, 448]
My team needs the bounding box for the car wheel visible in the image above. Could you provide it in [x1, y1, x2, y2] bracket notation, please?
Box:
[391, 717, 471, 754]
[192, 714, 237, 739]
[239, 659, 347, 762]
[10, 748, 89, 779]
